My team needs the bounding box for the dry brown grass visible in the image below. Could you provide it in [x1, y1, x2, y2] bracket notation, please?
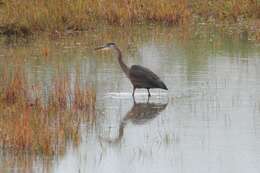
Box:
[99, 0, 190, 25]
[191, 0, 260, 22]
[190, 0, 260, 41]
[0, 0, 190, 35]
[0, 0, 259, 36]
[0, 68, 96, 155]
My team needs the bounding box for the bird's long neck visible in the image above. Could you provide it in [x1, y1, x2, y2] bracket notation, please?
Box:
[115, 47, 129, 76]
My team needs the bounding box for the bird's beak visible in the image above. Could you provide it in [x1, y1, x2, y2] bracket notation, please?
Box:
[94, 46, 109, 51]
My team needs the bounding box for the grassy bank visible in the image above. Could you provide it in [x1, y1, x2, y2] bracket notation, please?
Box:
[0, 0, 259, 36]
[0, 67, 96, 155]
[191, 0, 260, 22]
[192, 0, 260, 41]
[0, 0, 190, 35]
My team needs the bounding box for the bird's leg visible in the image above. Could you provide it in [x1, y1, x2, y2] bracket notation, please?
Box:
[147, 95, 150, 103]
[132, 95, 137, 105]
[147, 89, 151, 97]
[132, 87, 136, 97]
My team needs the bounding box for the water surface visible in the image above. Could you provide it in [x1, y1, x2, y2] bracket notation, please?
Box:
[1, 25, 260, 173]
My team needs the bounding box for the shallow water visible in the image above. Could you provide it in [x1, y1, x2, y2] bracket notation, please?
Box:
[1, 25, 260, 173]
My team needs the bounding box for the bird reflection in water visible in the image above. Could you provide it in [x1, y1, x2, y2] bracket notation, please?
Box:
[101, 99, 168, 144]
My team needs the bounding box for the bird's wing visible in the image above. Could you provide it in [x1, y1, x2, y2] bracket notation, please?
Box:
[130, 65, 160, 81]
[129, 65, 162, 88]
[129, 65, 168, 89]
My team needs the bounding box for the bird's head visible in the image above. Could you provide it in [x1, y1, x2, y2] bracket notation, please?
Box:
[95, 42, 117, 51]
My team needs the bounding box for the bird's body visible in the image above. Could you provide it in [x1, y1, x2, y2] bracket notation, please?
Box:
[95, 43, 168, 97]
[129, 65, 168, 90]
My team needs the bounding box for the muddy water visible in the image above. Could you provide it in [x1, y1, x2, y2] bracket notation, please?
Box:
[1, 25, 260, 173]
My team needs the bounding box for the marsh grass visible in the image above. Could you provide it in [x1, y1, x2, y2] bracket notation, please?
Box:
[190, 0, 260, 41]
[0, 0, 259, 38]
[0, 0, 191, 35]
[0, 68, 96, 155]
[0, 0, 259, 37]
[191, 0, 260, 22]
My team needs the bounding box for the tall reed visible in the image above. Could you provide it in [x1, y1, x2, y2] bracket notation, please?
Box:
[1, 0, 260, 35]
[0, 68, 96, 155]
[191, 0, 260, 22]
[0, 0, 190, 34]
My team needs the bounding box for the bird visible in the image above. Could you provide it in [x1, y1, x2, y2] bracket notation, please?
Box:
[95, 42, 168, 97]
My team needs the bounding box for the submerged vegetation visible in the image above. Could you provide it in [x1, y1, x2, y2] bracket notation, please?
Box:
[0, 67, 96, 155]
[0, 0, 259, 36]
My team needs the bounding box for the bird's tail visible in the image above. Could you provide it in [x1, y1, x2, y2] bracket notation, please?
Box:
[159, 81, 168, 90]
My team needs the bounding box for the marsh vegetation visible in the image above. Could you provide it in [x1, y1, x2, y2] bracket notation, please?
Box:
[0, 67, 96, 155]
[0, 1, 260, 173]
[0, 0, 259, 37]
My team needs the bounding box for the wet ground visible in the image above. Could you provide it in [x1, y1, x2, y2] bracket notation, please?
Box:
[1, 25, 260, 173]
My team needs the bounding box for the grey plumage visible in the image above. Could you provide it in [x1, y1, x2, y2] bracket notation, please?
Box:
[129, 65, 168, 90]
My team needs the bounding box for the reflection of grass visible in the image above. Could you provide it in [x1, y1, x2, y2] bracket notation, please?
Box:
[0, 68, 96, 155]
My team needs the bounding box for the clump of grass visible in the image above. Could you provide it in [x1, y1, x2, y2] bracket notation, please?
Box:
[190, 0, 260, 41]
[191, 0, 260, 22]
[2, 69, 27, 105]
[48, 75, 70, 111]
[0, 0, 260, 36]
[73, 77, 96, 113]
[98, 0, 190, 25]
[0, 0, 190, 35]
[0, 68, 96, 155]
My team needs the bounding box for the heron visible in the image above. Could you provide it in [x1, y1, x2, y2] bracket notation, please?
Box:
[95, 42, 168, 97]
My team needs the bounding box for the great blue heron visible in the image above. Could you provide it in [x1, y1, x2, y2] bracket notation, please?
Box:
[95, 42, 168, 97]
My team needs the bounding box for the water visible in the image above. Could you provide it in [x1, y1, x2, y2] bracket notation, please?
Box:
[1, 25, 260, 173]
